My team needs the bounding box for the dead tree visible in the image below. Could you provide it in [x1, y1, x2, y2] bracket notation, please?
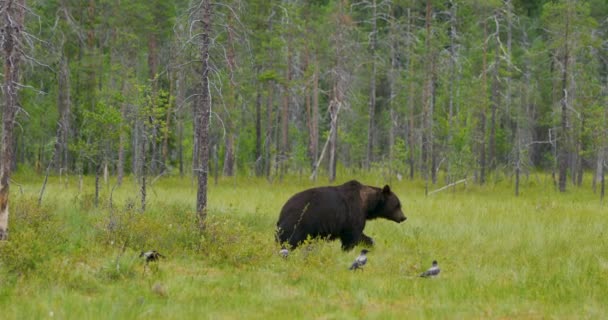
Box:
[0, 0, 25, 240]
[196, 0, 213, 230]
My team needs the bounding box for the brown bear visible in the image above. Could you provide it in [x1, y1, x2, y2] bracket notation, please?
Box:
[275, 180, 406, 251]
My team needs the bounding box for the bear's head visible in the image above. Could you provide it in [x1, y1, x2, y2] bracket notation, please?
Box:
[367, 185, 406, 223]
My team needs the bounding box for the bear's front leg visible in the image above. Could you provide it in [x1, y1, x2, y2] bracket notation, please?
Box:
[360, 233, 374, 246]
[340, 230, 361, 251]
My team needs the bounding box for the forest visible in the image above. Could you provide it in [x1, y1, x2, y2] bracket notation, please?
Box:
[0, 0, 607, 318]
[0, 0, 605, 193]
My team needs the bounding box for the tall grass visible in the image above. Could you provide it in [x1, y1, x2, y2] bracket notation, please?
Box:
[0, 173, 606, 319]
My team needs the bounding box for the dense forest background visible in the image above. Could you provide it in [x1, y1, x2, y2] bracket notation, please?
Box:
[7, 0, 608, 193]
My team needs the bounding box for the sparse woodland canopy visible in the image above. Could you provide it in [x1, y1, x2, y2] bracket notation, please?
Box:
[4, 0, 608, 194]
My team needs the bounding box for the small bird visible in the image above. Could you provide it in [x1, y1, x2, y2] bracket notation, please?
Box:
[140, 250, 165, 264]
[279, 247, 289, 258]
[420, 260, 440, 278]
[349, 249, 369, 270]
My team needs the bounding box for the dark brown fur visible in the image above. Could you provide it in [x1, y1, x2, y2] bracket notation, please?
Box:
[275, 180, 406, 251]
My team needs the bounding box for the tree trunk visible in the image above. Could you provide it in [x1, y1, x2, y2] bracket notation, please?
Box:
[558, 13, 570, 193]
[489, 15, 500, 172]
[176, 65, 186, 178]
[196, 0, 212, 229]
[407, 8, 415, 180]
[223, 134, 235, 176]
[255, 88, 263, 176]
[117, 80, 127, 185]
[365, 0, 377, 170]
[305, 54, 320, 171]
[421, 0, 432, 184]
[265, 82, 274, 179]
[446, 0, 457, 183]
[280, 60, 291, 179]
[56, 54, 71, 172]
[576, 117, 584, 187]
[479, 17, 488, 185]
[328, 95, 339, 182]
[0, 0, 25, 240]
[388, 6, 399, 179]
[312, 61, 319, 170]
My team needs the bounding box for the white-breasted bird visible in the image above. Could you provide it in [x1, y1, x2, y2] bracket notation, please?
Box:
[279, 247, 289, 258]
[140, 250, 165, 264]
[349, 249, 369, 270]
[419, 260, 440, 277]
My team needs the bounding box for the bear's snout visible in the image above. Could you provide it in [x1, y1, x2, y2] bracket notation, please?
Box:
[393, 210, 406, 223]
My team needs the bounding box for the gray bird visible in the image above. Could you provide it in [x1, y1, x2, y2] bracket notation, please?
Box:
[279, 247, 289, 258]
[349, 249, 369, 270]
[420, 260, 440, 277]
[140, 250, 165, 264]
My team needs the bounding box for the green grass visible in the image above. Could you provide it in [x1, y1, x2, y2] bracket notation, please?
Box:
[0, 173, 607, 319]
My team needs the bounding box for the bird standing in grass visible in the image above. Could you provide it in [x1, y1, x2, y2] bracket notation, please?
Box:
[420, 260, 440, 277]
[349, 249, 369, 270]
[140, 250, 164, 263]
[279, 247, 289, 258]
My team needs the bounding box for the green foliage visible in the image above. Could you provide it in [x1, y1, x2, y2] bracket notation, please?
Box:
[0, 198, 64, 275]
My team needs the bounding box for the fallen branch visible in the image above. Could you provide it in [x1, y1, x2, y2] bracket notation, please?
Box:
[428, 179, 467, 196]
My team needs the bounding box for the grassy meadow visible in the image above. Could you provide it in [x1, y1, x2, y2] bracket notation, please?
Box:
[0, 171, 607, 319]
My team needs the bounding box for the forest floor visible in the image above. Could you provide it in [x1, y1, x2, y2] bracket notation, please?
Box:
[0, 171, 606, 319]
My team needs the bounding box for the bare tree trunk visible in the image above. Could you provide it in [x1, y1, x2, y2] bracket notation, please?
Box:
[311, 61, 319, 169]
[56, 54, 71, 172]
[196, 0, 212, 229]
[327, 0, 351, 182]
[140, 130, 147, 212]
[117, 80, 127, 185]
[192, 93, 200, 175]
[95, 163, 101, 208]
[406, 8, 415, 180]
[489, 14, 500, 172]
[576, 117, 584, 187]
[558, 13, 570, 193]
[213, 144, 219, 186]
[255, 88, 263, 176]
[281, 65, 291, 178]
[365, 0, 377, 171]
[223, 134, 235, 176]
[328, 95, 339, 182]
[388, 6, 399, 179]
[446, 0, 458, 183]
[148, 29, 159, 175]
[265, 82, 274, 179]
[162, 89, 172, 173]
[223, 17, 237, 177]
[421, 0, 432, 185]
[0, 0, 25, 240]
[305, 53, 320, 171]
[479, 17, 488, 185]
[176, 66, 186, 178]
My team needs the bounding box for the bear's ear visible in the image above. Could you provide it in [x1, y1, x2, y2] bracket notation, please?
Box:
[382, 185, 391, 194]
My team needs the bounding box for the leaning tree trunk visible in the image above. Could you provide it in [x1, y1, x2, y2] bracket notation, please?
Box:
[196, 0, 212, 230]
[0, 0, 25, 240]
